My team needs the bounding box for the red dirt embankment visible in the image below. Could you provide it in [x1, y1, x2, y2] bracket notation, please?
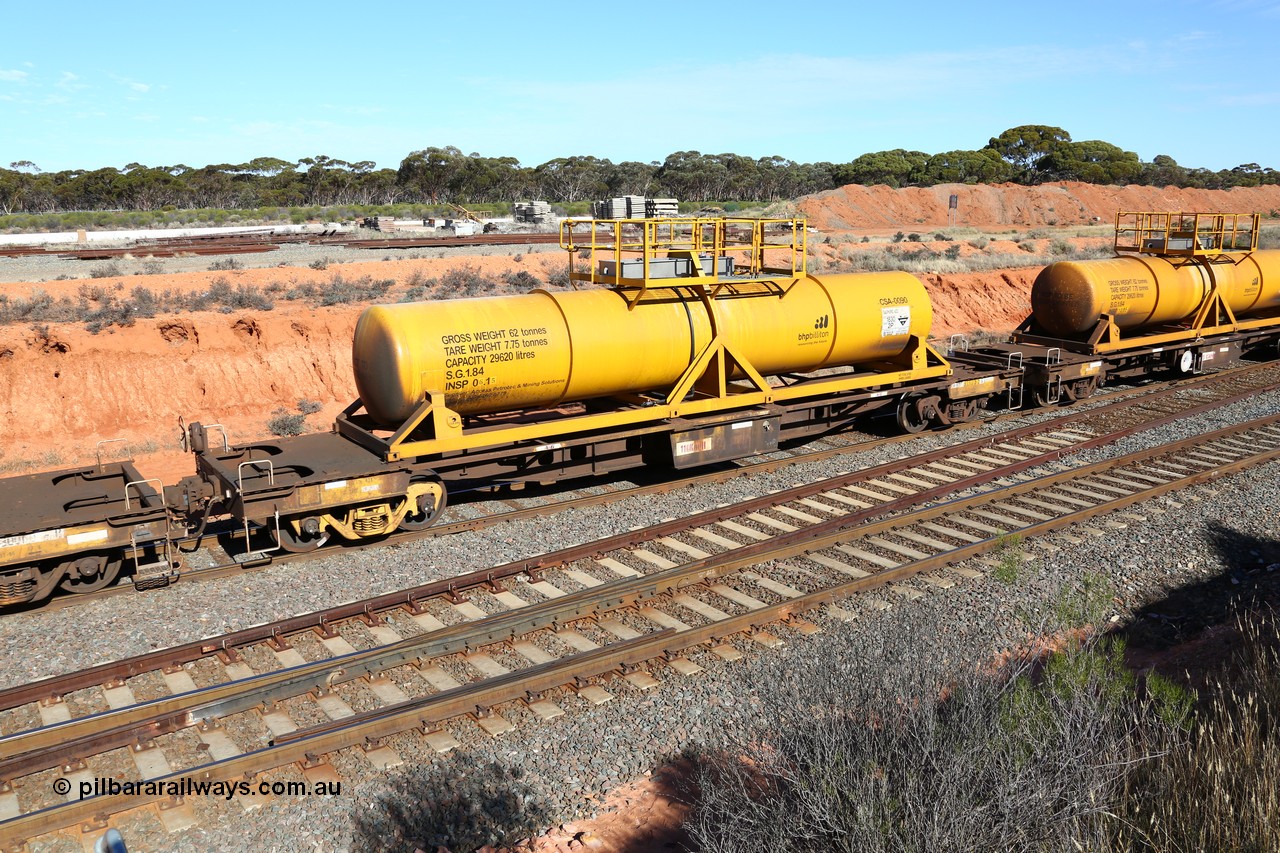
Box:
[0, 309, 359, 482]
[0, 256, 560, 478]
[3, 183, 1274, 475]
[0, 263, 1034, 477]
[923, 269, 1037, 337]
[800, 181, 1280, 231]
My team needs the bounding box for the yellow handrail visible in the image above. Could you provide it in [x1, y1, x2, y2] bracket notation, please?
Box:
[559, 217, 808, 298]
[1115, 211, 1259, 257]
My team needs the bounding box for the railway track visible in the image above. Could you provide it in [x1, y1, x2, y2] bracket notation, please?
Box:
[30, 359, 1280, 616]
[0, 227, 553, 261]
[2, 372, 1280, 848]
[337, 232, 561, 249]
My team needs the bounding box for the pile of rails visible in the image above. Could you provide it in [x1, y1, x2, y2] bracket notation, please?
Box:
[513, 201, 552, 223]
[591, 196, 679, 219]
[338, 231, 563, 249]
[53, 230, 329, 260]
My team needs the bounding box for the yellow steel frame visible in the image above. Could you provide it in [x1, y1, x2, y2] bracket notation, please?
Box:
[347, 335, 948, 461]
[1060, 305, 1279, 354]
[1115, 211, 1259, 258]
[559, 217, 808, 306]
[335, 215, 951, 462]
[1015, 257, 1280, 354]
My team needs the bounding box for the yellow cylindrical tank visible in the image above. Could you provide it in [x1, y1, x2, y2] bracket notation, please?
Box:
[353, 272, 933, 424]
[1031, 249, 1280, 337]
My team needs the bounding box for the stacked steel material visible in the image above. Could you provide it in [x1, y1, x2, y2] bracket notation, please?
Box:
[645, 198, 679, 217]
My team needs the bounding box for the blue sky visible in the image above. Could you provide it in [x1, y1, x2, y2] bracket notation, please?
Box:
[1, 0, 1278, 174]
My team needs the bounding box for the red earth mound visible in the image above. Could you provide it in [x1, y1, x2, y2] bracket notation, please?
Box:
[3, 182, 1274, 477]
[800, 181, 1280, 231]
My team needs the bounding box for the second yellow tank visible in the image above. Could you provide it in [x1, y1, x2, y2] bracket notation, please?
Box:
[1031, 249, 1280, 337]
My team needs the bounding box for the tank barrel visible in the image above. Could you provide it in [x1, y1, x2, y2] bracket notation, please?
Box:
[352, 271, 934, 425]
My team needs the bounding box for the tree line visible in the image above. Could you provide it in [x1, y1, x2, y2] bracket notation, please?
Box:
[1, 125, 1275, 216]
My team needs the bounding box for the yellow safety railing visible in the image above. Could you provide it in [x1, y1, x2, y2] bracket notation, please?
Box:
[559, 217, 807, 302]
[1115, 211, 1259, 257]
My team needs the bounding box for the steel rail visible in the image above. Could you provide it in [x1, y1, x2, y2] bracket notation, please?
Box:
[3, 368, 1278, 715]
[156, 360, 1280, 554]
[5, 403, 1280, 779]
[421, 359, 1280, 536]
[6, 412, 1280, 845]
[29, 360, 1278, 616]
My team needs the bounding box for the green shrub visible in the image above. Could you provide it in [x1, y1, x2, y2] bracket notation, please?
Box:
[204, 278, 274, 311]
[684, 614, 1150, 853]
[439, 264, 496, 298]
[992, 533, 1024, 584]
[502, 270, 541, 289]
[266, 408, 307, 436]
[274, 273, 391, 306]
[351, 754, 551, 852]
[88, 262, 122, 279]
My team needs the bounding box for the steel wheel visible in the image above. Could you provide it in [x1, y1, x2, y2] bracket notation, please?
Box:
[895, 393, 932, 434]
[275, 517, 330, 553]
[1032, 386, 1059, 408]
[58, 555, 122, 594]
[399, 484, 447, 532]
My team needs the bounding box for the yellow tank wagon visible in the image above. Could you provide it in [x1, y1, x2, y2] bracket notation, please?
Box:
[1020, 213, 1280, 355]
[353, 271, 933, 424]
[339, 218, 956, 469]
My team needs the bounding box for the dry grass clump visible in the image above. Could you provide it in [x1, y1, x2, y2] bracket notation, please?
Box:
[267, 272, 393, 306]
[1111, 612, 1280, 852]
[684, 605, 1149, 852]
[398, 264, 515, 302]
[685, 588, 1280, 853]
[265, 399, 322, 436]
[0, 271, 402, 332]
[833, 241, 1113, 276]
[351, 753, 551, 852]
